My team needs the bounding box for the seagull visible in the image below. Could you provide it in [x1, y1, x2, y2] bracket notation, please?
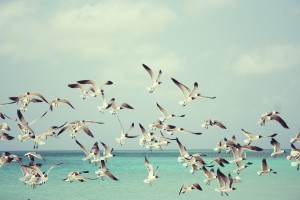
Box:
[9, 91, 49, 105]
[29, 134, 46, 149]
[0, 123, 10, 131]
[287, 143, 300, 161]
[241, 129, 263, 144]
[202, 166, 217, 185]
[259, 111, 289, 129]
[95, 160, 118, 181]
[39, 122, 67, 140]
[14, 109, 47, 138]
[24, 152, 46, 164]
[138, 123, 155, 147]
[100, 141, 115, 162]
[288, 144, 300, 171]
[58, 120, 103, 139]
[142, 64, 162, 93]
[49, 98, 75, 111]
[215, 169, 236, 196]
[68, 83, 89, 99]
[214, 140, 227, 153]
[63, 171, 95, 183]
[24, 162, 62, 184]
[115, 117, 138, 146]
[257, 158, 277, 176]
[75, 139, 100, 164]
[241, 144, 263, 152]
[179, 182, 202, 195]
[201, 119, 226, 129]
[184, 153, 212, 170]
[171, 77, 216, 106]
[98, 93, 110, 114]
[155, 103, 185, 122]
[290, 132, 300, 143]
[229, 145, 247, 164]
[166, 126, 202, 136]
[0, 152, 19, 167]
[77, 80, 113, 97]
[17, 159, 34, 183]
[0, 132, 14, 141]
[39, 163, 63, 184]
[270, 138, 285, 158]
[175, 137, 190, 163]
[233, 162, 253, 175]
[19, 98, 44, 112]
[210, 157, 230, 167]
[147, 131, 172, 150]
[144, 157, 159, 186]
[106, 98, 134, 115]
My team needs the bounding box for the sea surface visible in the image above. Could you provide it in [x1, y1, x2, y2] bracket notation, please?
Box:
[0, 149, 299, 200]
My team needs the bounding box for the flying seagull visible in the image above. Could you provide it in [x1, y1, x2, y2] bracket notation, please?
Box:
[142, 64, 162, 93]
[171, 77, 215, 106]
[179, 182, 202, 195]
[257, 158, 277, 176]
[144, 157, 159, 186]
[259, 111, 289, 129]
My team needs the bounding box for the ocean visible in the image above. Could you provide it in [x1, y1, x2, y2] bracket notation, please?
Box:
[0, 149, 299, 200]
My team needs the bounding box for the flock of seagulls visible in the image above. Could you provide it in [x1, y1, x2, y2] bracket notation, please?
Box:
[0, 64, 299, 197]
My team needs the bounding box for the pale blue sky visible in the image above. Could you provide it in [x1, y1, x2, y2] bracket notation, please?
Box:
[0, 0, 299, 150]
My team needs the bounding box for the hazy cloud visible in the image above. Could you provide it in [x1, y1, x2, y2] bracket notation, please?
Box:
[230, 44, 300, 75]
[184, 0, 236, 16]
[0, 0, 176, 63]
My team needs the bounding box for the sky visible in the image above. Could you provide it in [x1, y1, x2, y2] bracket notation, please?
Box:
[0, 0, 299, 151]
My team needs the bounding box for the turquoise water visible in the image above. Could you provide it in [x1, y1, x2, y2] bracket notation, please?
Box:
[0, 150, 299, 200]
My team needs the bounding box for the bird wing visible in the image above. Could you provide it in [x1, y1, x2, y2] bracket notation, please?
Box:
[120, 103, 134, 109]
[91, 142, 100, 156]
[192, 183, 202, 191]
[179, 184, 184, 195]
[227, 173, 233, 189]
[105, 171, 118, 181]
[100, 141, 110, 156]
[201, 166, 211, 178]
[30, 91, 48, 104]
[144, 157, 153, 176]
[217, 169, 226, 188]
[126, 123, 135, 134]
[270, 138, 281, 152]
[77, 80, 97, 88]
[171, 78, 191, 98]
[28, 111, 48, 126]
[156, 70, 162, 82]
[60, 99, 75, 109]
[45, 163, 62, 175]
[139, 123, 148, 135]
[213, 120, 227, 129]
[262, 158, 268, 171]
[156, 103, 169, 117]
[175, 138, 188, 157]
[189, 82, 199, 97]
[142, 64, 154, 82]
[270, 114, 289, 129]
[75, 140, 90, 156]
[82, 127, 94, 138]
[241, 129, 255, 139]
[17, 109, 28, 125]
